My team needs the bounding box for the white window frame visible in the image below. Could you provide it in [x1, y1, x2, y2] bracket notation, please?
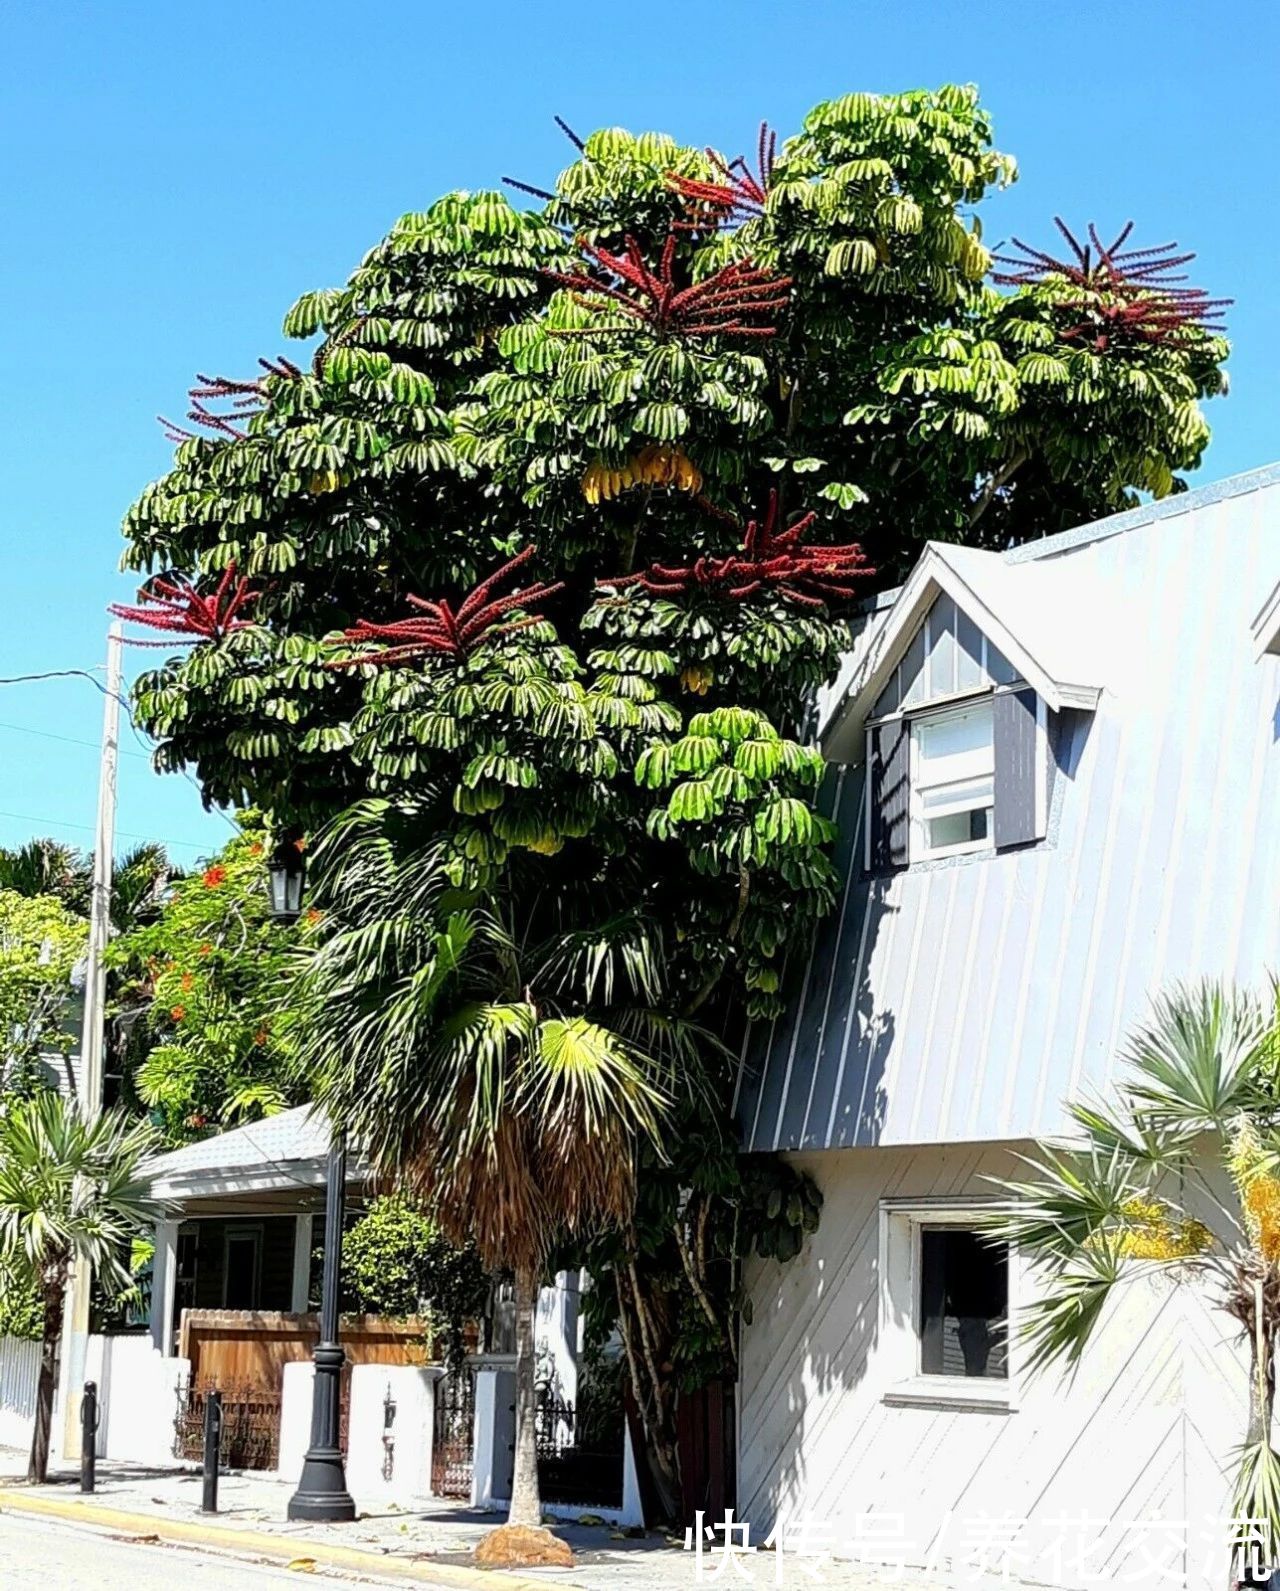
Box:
[908, 700, 996, 863]
[878, 1197, 1018, 1413]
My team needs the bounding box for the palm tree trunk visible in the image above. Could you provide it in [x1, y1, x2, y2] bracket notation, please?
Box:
[1246, 1337, 1275, 1448]
[29, 1279, 65, 1483]
[1238, 1311, 1277, 1589]
[507, 1263, 541, 1528]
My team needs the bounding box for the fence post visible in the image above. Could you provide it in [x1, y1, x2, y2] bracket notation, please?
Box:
[79, 1382, 98, 1493]
[201, 1389, 222, 1514]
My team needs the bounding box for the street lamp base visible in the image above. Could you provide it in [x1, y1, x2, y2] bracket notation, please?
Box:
[287, 1446, 357, 1522]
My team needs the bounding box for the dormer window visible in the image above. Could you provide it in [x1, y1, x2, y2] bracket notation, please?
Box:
[863, 595, 1054, 874]
[910, 701, 995, 860]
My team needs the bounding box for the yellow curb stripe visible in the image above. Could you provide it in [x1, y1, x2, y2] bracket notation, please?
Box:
[0, 1489, 583, 1590]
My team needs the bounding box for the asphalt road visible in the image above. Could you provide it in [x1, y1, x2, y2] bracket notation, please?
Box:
[0, 1509, 411, 1588]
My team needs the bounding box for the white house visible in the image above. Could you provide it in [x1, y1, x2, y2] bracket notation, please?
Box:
[733, 463, 1280, 1590]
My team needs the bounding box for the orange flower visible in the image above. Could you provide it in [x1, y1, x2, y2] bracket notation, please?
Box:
[202, 864, 227, 888]
[180, 972, 194, 992]
[248, 841, 264, 856]
[197, 942, 213, 957]
[170, 1005, 186, 1023]
[254, 1027, 269, 1046]
[305, 907, 323, 925]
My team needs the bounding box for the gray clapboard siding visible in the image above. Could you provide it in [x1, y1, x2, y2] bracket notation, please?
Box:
[737, 466, 1280, 1151]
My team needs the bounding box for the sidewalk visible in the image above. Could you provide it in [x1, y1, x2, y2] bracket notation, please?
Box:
[0, 1461, 1015, 1591]
[0, 1461, 692, 1590]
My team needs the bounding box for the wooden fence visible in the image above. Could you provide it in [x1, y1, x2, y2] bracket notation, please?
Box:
[178, 1310, 439, 1393]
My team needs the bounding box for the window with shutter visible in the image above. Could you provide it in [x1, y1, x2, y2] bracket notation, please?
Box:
[862, 606, 1051, 872]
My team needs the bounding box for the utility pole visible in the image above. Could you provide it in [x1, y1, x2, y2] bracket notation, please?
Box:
[60, 621, 123, 1462]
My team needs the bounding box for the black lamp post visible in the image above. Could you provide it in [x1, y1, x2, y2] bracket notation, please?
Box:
[287, 1135, 356, 1521]
[266, 840, 356, 1523]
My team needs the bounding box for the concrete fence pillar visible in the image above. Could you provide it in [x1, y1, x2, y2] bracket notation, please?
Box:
[345, 1364, 443, 1503]
[278, 1360, 315, 1483]
[470, 1355, 516, 1510]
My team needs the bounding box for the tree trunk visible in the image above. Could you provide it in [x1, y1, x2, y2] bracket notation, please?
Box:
[507, 1262, 541, 1528]
[1238, 1317, 1277, 1590]
[29, 1278, 65, 1484]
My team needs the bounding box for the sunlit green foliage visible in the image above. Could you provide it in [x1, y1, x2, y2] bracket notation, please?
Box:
[108, 814, 308, 1143]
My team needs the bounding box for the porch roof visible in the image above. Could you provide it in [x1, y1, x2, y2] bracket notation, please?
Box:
[143, 1104, 370, 1210]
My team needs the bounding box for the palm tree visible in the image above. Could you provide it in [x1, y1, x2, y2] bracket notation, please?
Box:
[0, 837, 176, 929]
[0, 840, 89, 915]
[292, 800, 708, 1528]
[989, 981, 1280, 1582]
[109, 842, 176, 932]
[0, 1092, 154, 1481]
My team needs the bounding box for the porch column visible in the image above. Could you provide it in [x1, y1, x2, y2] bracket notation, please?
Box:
[150, 1220, 179, 1356]
[291, 1213, 314, 1313]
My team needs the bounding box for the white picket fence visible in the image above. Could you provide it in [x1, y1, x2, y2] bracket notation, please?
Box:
[0, 1335, 39, 1454]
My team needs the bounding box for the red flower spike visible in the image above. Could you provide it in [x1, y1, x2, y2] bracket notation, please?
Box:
[601, 491, 872, 609]
[109, 563, 261, 647]
[544, 230, 790, 341]
[329, 547, 565, 669]
[667, 121, 778, 230]
[157, 357, 302, 445]
[993, 219, 1231, 349]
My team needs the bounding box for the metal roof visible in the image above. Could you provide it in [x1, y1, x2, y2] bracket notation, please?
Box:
[140, 1104, 371, 1207]
[736, 464, 1280, 1151]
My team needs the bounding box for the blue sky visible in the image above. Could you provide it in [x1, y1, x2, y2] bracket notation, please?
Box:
[1, 0, 1275, 866]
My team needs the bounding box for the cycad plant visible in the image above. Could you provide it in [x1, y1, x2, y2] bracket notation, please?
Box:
[990, 981, 1280, 1574]
[0, 1092, 154, 1481]
[291, 799, 709, 1528]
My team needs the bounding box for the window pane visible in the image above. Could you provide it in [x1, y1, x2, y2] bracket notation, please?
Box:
[955, 609, 985, 691]
[926, 595, 958, 699]
[899, 625, 928, 709]
[926, 807, 990, 852]
[919, 1229, 1008, 1378]
[916, 705, 994, 787]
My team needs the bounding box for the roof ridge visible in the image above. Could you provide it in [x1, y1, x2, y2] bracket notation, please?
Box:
[1004, 459, 1280, 564]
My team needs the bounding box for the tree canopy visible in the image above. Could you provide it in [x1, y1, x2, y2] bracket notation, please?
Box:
[116, 83, 1230, 1508]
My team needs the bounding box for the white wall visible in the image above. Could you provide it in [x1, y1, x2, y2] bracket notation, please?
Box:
[739, 1142, 1247, 1591]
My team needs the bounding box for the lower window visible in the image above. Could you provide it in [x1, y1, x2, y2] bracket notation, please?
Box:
[879, 1200, 1015, 1408]
[918, 1226, 1008, 1379]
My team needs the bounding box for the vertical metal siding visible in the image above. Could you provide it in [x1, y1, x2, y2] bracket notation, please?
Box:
[738, 480, 1280, 1150]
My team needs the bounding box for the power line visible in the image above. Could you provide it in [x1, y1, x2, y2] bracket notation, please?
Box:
[0, 661, 239, 834]
[0, 668, 116, 696]
[0, 808, 213, 856]
[0, 720, 149, 760]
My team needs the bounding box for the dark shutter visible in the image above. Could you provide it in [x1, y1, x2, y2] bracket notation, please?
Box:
[867, 720, 910, 872]
[993, 687, 1040, 848]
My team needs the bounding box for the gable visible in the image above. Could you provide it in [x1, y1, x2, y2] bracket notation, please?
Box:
[822, 542, 1102, 764]
[870, 592, 1020, 720]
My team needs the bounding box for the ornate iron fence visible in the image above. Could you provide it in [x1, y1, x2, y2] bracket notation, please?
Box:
[173, 1379, 281, 1471]
[431, 1368, 476, 1499]
[535, 1384, 624, 1508]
